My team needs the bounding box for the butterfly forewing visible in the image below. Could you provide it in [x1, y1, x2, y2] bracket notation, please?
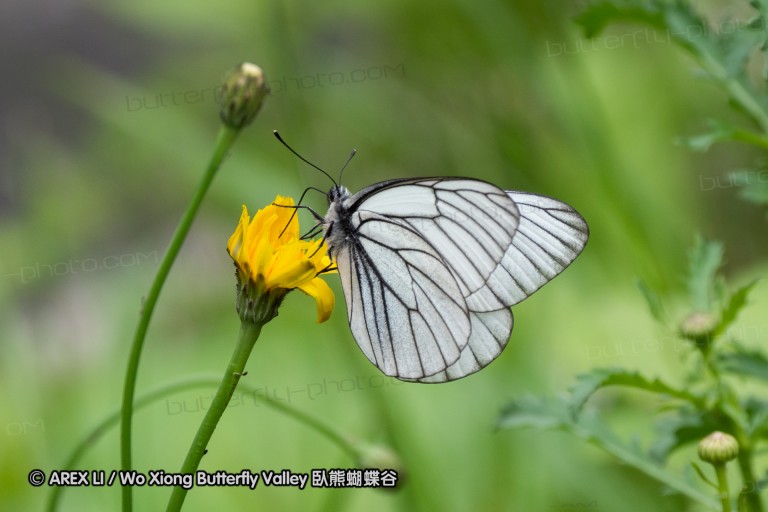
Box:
[465, 191, 589, 312]
[356, 179, 521, 300]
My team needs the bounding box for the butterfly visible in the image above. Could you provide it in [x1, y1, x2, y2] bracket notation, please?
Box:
[277, 133, 589, 383]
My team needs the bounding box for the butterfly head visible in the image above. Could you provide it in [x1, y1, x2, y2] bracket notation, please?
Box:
[327, 185, 350, 206]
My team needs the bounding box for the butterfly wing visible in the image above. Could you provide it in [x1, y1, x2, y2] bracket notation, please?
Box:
[337, 178, 588, 382]
[353, 178, 522, 299]
[411, 308, 513, 383]
[464, 191, 589, 311]
[334, 209, 471, 380]
[417, 190, 588, 382]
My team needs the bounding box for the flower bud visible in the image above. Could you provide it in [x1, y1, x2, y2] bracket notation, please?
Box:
[356, 443, 404, 490]
[698, 431, 739, 465]
[680, 311, 717, 348]
[219, 63, 268, 129]
[357, 443, 403, 472]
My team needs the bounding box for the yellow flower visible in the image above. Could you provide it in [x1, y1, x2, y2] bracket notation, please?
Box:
[227, 196, 335, 323]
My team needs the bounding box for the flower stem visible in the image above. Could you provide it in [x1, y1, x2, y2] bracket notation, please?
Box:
[714, 463, 732, 512]
[165, 321, 262, 512]
[736, 445, 764, 512]
[50, 375, 362, 512]
[120, 125, 240, 512]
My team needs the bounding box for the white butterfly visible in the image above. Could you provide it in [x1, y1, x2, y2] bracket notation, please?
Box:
[321, 177, 589, 383]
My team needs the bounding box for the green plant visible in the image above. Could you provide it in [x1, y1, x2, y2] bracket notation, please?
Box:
[499, 3, 768, 510]
[499, 235, 765, 511]
[578, 0, 768, 213]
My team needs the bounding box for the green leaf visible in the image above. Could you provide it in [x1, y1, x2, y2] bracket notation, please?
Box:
[718, 18, 766, 78]
[497, 395, 571, 431]
[717, 348, 768, 381]
[738, 180, 768, 205]
[728, 169, 768, 205]
[637, 279, 666, 323]
[578, 0, 768, 136]
[687, 236, 724, 312]
[649, 407, 721, 463]
[713, 279, 759, 337]
[576, 413, 719, 509]
[678, 127, 733, 152]
[743, 397, 768, 438]
[678, 121, 768, 152]
[498, 402, 720, 510]
[568, 367, 701, 417]
[690, 461, 718, 490]
[575, 1, 710, 53]
[574, 1, 666, 39]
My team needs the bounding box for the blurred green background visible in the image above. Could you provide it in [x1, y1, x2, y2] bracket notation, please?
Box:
[2, 0, 767, 510]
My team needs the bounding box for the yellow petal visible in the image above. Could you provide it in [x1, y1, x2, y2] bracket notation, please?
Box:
[306, 240, 337, 274]
[227, 205, 249, 262]
[250, 235, 275, 282]
[271, 195, 299, 243]
[227, 195, 336, 322]
[298, 277, 335, 323]
[267, 251, 316, 289]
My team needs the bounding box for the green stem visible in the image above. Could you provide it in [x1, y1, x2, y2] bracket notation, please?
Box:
[165, 321, 262, 512]
[49, 376, 361, 512]
[51, 378, 211, 512]
[693, 46, 768, 135]
[736, 445, 764, 512]
[714, 463, 732, 512]
[120, 125, 240, 512]
[250, 385, 358, 460]
[729, 128, 768, 151]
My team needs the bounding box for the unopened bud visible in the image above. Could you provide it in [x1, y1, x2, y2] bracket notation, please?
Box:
[698, 431, 739, 465]
[356, 443, 404, 490]
[680, 311, 717, 348]
[357, 443, 403, 473]
[219, 63, 268, 129]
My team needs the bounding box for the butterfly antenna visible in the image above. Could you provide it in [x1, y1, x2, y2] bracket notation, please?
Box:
[273, 130, 337, 187]
[338, 149, 356, 185]
[275, 186, 327, 238]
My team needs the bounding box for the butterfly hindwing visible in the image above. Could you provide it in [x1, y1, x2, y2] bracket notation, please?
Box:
[335, 209, 471, 380]
[412, 308, 514, 383]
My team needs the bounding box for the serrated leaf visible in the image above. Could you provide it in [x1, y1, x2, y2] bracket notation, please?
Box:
[729, 169, 768, 204]
[649, 407, 721, 463]
[568, 367, 701, 417]
[717, 349, 768, 381]
[575, 412, 720, 510]
[499, 403, 719, 509]
[744, 397, 768, 438]
[739, 180, 768, 204]
[678, 129, 731, 152]
[756, 470, 768, 492]
[637, 279, 666, 323]
[678, 120, 768, 152]
[687, 236, 723, 312]
[575, 1, 666, 39]
[713, 280, 759, 337]
[664, 3, 713, 52]
[690, 461, 719, 489]
[719, 21, 766, 78]
[578, 0, 768, 138]
[497, 395, 571, 431]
